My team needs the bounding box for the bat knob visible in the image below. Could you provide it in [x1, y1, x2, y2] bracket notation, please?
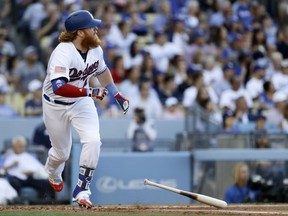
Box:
[144, 179, 148, 185]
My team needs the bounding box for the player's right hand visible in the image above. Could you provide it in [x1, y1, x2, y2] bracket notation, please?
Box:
[88, 87, 108, 100]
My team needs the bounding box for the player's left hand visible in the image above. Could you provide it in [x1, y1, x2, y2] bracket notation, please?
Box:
[114, 93, 129, 114]
[88, 87, 108, 100]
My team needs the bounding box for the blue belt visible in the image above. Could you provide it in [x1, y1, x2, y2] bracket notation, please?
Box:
[43, 94, 75, 106]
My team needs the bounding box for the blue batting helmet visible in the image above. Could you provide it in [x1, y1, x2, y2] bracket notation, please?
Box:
[65, 10, 102, 32]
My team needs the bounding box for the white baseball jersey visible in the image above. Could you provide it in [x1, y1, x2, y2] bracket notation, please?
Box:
[43, 42, 107, 103]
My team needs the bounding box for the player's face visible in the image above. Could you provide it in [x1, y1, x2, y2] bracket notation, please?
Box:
[81, 27, 101, 49]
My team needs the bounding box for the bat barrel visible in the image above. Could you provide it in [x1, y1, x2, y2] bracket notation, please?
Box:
[144, 179, 228, 208]
[196, 194, 228, 208]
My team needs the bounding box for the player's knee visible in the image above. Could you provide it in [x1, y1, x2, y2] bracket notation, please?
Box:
[49, 148, 70, 163]
[83, 137, 102, 147]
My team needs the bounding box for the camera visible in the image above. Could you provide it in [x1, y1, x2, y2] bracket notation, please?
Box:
[248, 174, 288, 202]
[134, 108, 146, 124]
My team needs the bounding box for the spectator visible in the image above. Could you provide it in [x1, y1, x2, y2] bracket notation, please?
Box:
[254, 116, 270, 150]
[279, 103, 288, 134]
[245, 63, 265, 100]
[253, 132, 286, 188]
[19, 0, 47, 46]
[202, 55, 223, 86]
[213, 62, 234, 97]
[219, 76, 253, 111]
[258, 81, 275, 110]
[0, 89, 17, 118]
[24, 79, 43, 117]
[167, 16, 189, 55]
[128, 77, 162, 119]
[222, 110, 240, 133]
[157, 73, 180, 106]
[0, 73, 9, 93]
[0, 176, 17, 205]
[0, 0, 11, 23]
[185, 29, 217, 66]
[209, 0, 232, 28]
[232, 0, 253, 30]
[153, 1, 171, 32]
[0, 24, 16, 57]
[110, 55, 126, 84]
[224, 162, 256, 204]
[196, 87, 222, 126]
[36, 2, 61, 56]
[140, 52, 158, 80]
[162, 96, 184, 120]
[221, 33, 245, 65]
[32, 122, 51, 150]
[121, 1, 149, 36]
[251, 27, 268, 60]
[234, 96, 259, 124]
[2, 136, 55, 202]
[168, 54, 187, 87]
[106, 19, 137, 56]
[119, 65, 141, 98]
[255, 115, 268, 135]
[184, 0, 200, 29]
[103, 41, 117, 69]
[265, 51, 283, 80]
[127, 107, 157, 152]
[13, 46, 46, 94]
[271, 59, 288, 91]
[123, 40, 143, 70]
[277, 26, 288, 59]
[183, 72, 218, 108]
[263, 90, 286, 127]
[0, 147, 18, 205]
[143, 30, 181, 73]
[262, 15, 278, 49]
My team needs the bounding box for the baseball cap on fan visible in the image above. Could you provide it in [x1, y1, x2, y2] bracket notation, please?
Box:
[65, 10, 102, 32]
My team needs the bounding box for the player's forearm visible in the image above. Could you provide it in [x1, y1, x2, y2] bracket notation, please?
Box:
[54, 83, 87, 97]
[97, 68, 118, 95]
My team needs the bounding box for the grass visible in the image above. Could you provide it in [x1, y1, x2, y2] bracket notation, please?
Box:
[0, 213, 189, 216]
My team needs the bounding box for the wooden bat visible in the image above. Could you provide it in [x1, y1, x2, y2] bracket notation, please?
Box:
[144, 179, 228, 208]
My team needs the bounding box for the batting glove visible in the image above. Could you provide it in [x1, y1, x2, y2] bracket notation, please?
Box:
[114, 93, 129, 114]
[88, 87, 108, 100]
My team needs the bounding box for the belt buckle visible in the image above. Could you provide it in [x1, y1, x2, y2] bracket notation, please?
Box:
[50, 98, 55, 104]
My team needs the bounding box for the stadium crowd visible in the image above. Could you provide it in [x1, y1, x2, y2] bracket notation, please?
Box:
[0, 0, 288, 133]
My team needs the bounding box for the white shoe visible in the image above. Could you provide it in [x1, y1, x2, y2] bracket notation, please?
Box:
[72, 191, 93, 208]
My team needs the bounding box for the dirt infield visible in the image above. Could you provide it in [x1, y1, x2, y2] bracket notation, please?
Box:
[1, 204, 288, 215]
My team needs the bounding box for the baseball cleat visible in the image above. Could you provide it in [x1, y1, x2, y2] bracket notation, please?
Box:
[73, 198, 93, 209]
[49, 177, 63, 192]
[72, 191, 93, 208]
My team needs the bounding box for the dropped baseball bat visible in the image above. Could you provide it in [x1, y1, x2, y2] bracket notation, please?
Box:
[144, 179, 227, 208]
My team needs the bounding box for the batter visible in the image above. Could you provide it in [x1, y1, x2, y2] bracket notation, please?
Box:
[42, 10, 129, 208]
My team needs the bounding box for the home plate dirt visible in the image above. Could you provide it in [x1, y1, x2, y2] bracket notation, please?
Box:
[1, 204, 288, 215]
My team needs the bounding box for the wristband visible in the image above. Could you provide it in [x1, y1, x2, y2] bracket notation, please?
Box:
[105, 82, 118, 96]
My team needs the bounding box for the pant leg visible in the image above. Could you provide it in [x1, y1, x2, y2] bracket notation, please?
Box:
[25, 177, 55, 199]
[71, 97, 101, 168]
[7, 175, 23, 194]
[43, 100, 73, 178]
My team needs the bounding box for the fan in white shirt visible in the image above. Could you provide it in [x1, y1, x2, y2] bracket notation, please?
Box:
[245, 63, 265, 99]
[143, 31, 182, 73]
[220, 77, 253, 111]
[271, 59, 288, 91]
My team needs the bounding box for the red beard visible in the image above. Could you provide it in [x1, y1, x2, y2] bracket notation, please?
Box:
[81, 31, 101, 50]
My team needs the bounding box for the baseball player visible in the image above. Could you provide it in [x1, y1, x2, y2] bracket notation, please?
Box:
[42, 10, 129, 208]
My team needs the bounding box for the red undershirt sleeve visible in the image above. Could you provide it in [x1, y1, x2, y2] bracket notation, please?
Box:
[54, 83, 87, 97]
